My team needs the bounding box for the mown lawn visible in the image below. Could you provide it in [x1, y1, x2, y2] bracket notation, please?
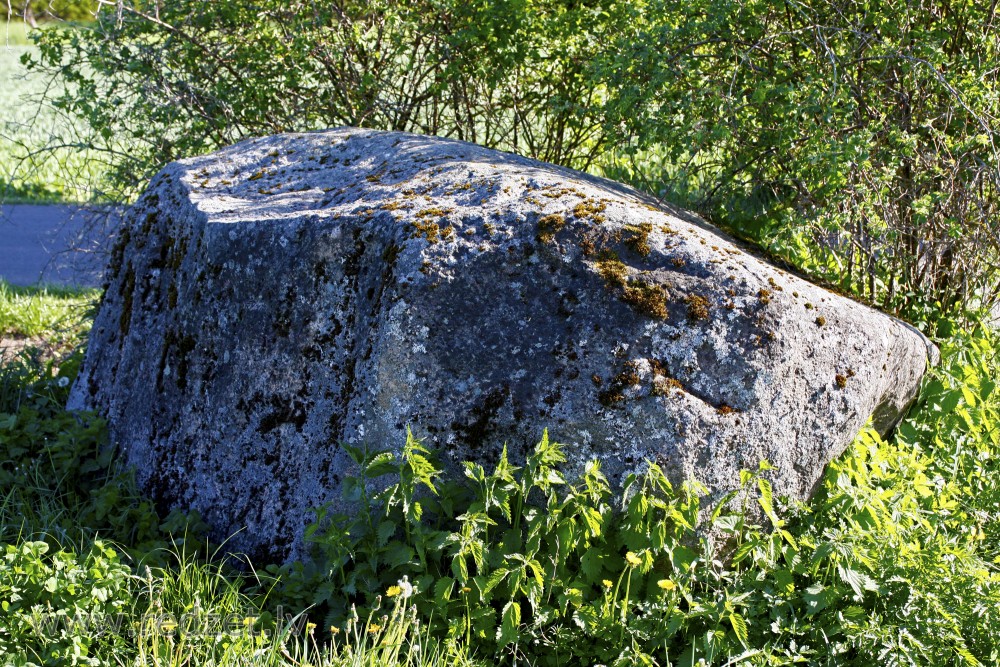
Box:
[1, 20, 105, 203]
[0, 280, 97, 337]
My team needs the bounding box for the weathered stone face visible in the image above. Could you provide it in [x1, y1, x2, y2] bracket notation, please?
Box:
[69, 128, 937, 561]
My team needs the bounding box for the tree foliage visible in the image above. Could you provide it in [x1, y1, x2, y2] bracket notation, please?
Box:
[599, 0, 1000, 319]
[25, 0, 1000, 321]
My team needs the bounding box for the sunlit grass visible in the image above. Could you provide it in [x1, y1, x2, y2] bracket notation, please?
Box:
[0, 280, 97, 338]
[1, 20, 107, 203]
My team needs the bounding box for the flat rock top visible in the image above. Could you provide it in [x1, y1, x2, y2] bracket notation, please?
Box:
[185, 130, 657, 226]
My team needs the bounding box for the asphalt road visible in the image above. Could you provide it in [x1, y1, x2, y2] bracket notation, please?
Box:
[0, 204, 120, 288]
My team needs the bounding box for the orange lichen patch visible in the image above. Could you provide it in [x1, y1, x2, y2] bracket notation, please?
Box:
[595, 250, 670, 319]
[415, 206, 454, 218]
[623, 282, 669, 319]
[767, 276, 783, 291]
[412, 220, 442, 243]
[573, 199, 607, 223]
[598, 389, 625, 407]
[758, 288, 773, 304]
[815, 315, 826, 326]
[597, 255, 629, 287]
[597, 361, 643, 407]
[716, 404, 739, 415]
[540, 185, 586, 199]
[651, 376, 683, 397]
[623, 222, 654, 257]
[444, 182, 472, 195]
[536, 214, 566, 243]
[835, 374, 848, 388]
[684, 294, 710, 321]
[618, 361, 642, 386]
[671, 257, 686, 268]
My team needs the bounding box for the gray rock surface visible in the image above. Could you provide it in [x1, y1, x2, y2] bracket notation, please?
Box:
[69, 128, 937, 560]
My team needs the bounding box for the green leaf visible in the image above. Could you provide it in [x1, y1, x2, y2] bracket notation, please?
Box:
[377, 520, 396, 546]
[384, 543, 415, 569]
[773, 568, 794, 595]
[580, 549, 604, 583]
[729, 612, 749, 645]
[434, 577, 455, 602]
[837, 565, 866, 599]
[483, 568, 509, 596]
[572, 605, 599, 631]
[803, 583, 831, 615]
[497, 601, 521, 648]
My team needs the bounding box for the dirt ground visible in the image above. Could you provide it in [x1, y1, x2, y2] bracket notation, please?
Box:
[0, 335, 64, 367]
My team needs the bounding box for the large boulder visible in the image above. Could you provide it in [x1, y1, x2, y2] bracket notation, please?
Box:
[70, 129, 937, 560]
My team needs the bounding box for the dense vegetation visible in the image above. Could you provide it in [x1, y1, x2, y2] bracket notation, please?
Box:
[4, 0, 1000, 665]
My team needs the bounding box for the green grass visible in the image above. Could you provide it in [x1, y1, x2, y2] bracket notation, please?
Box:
[2, 18, 32, 46]
[0, 280, 98, 338]
[1, 20, 107, 203]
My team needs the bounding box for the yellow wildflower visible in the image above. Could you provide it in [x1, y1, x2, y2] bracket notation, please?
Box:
[329, 626, 340, 635]
[386, 585, 403, 597]
[625, 551, 642, 567]
[602, 579, 613, 588]
[657, 579, 677, 591]
[367, 624, 382, 634]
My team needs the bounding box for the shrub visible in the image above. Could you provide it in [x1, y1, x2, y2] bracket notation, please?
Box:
[598, 0, 1000, 321]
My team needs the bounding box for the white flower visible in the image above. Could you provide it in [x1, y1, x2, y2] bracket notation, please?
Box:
[397, 576, 414, 599]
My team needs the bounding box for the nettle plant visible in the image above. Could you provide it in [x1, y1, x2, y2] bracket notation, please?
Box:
[264, 430, 886, 666]
[276, 432, 750, 664]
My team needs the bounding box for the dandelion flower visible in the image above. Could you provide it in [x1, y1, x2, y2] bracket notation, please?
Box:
[397, 576, 414, 599]
[657, 579, 677, 591]
[329, 626, 340, 635]
[386, 585, 403, 597]
[625, 551, 642, 567]
[602, 579, 613, 588]
[367, 624, 382, 634]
